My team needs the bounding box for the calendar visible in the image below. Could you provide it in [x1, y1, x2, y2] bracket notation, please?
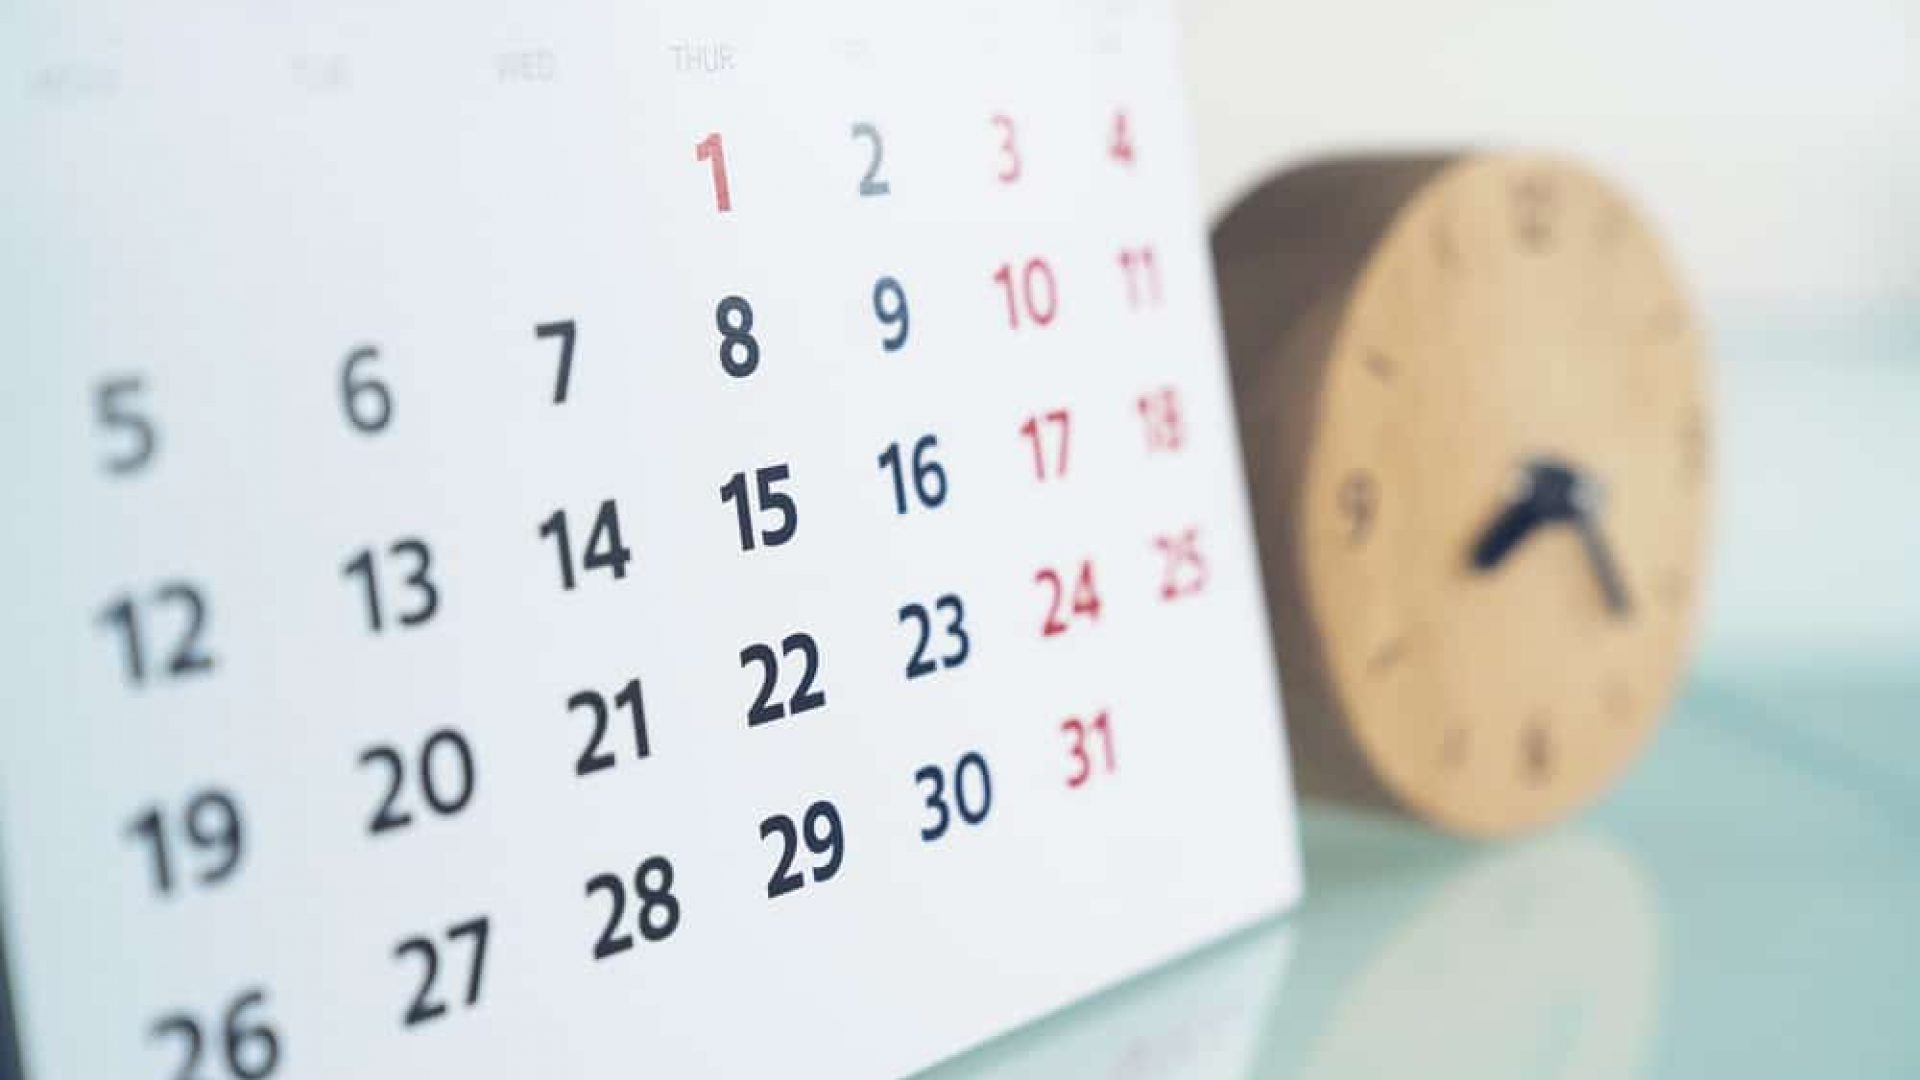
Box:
[0, 1, 1303, 1076]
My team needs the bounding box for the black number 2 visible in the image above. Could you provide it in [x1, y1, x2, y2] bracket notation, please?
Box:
[851, 121, 889, 197]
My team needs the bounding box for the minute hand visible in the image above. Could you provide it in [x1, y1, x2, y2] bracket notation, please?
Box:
[1571, 512, 1633, 616]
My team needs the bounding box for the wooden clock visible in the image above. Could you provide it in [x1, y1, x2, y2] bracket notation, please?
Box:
[1214, 154, 1711, 835]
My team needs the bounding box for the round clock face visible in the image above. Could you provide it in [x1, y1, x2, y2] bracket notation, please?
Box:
[1301, 156, 1709, 834]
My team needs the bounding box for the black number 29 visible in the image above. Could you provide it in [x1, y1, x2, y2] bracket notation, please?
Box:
[760, 800, 844, 899]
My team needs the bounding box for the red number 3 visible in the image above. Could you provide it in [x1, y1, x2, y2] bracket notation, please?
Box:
[991, 113, 1021, 184]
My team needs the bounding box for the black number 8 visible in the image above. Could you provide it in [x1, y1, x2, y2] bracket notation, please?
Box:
[716, 295, 759, 378]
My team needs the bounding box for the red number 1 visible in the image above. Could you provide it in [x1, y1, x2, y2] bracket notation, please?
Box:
[695, 132, 732, 212]
[1109, 110, 1135, 166]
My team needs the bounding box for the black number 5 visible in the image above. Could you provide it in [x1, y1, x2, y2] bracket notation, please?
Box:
[95, 375, 157, 475]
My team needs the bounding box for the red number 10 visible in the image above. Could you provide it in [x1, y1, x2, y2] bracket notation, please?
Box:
[992, 258, 1058, 330]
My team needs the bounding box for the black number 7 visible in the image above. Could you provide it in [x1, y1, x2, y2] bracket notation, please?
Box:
[535, 319, 577, 404]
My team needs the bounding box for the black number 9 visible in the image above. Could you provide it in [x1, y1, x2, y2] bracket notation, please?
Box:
[872, 276, 909, 352]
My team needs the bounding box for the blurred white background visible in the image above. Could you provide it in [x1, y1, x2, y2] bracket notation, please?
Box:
[1178, 0, 1918, 669]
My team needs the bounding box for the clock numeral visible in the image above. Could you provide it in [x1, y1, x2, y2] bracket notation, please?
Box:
[1521, 719, 1555, 783]
[1338, 470, 1378, 545]
[359, 728, 477, 836]
[760, 800, 844, 899]
[394, 916, 490, 1029]
[1511, 174, 1558, 253]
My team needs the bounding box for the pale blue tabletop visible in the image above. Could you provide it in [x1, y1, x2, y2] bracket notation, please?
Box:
[922, 663, 1920, 1079]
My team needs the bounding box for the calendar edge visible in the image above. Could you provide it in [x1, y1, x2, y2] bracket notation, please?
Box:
[903, 891, 1302, 1080]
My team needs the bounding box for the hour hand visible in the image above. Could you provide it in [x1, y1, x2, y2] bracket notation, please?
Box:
[1470, 461, 1574, 571]
[1471, 497, 1546, 571]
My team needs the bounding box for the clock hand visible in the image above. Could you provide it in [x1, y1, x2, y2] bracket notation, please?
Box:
[1470, 497, 1547, 571]
[1566, 474, 1633, 617]
[1470, 461, 1576, 572]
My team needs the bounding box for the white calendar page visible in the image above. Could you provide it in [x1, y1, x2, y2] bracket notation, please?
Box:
[0, 2, 1303, 1077]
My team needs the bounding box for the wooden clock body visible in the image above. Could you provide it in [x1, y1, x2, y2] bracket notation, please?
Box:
[1214, 155, 1711, 835]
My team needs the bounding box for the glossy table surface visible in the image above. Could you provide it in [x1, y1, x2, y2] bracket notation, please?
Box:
[922, 662, 1920, 1079]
